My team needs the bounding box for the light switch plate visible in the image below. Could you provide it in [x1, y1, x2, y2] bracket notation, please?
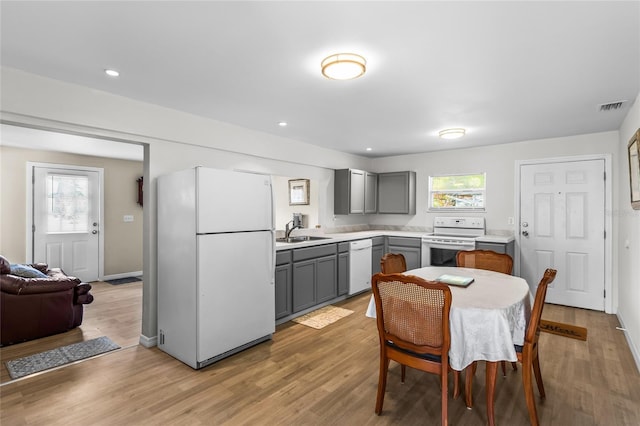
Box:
[123, 215, 134, 222]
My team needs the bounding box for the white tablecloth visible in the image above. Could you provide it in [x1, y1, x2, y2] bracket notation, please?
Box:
[366, 266, 532, 371]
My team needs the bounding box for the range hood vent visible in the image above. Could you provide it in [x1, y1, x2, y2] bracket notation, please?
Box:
[598, 100, 627, 111]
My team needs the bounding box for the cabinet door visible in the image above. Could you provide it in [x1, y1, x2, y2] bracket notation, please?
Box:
[275, 264, 292, 319]
[350, 170, 365, 214]
[316, 255, 337, 303]
[388, 246, 422, 270]
[292, 260, 316, 312]
[338, 252, 349, 296]
[378, 171, 416, 214]
[371, 244, 385, 275]
[365, 172, 378, 214]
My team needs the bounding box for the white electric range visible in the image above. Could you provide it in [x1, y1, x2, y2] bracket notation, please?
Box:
[421, 217, 486, 267]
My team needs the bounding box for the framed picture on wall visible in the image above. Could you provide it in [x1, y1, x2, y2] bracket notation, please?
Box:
[289, 179, 310, 205]
[628, 129, 640, 210]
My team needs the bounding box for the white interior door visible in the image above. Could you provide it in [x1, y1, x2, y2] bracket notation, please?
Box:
[32, 165, 102, 282]
[519, 159, 605, 310]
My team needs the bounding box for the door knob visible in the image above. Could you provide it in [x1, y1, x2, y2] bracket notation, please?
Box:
[92, 230, 98, 234]
[522, 230, 529, 237]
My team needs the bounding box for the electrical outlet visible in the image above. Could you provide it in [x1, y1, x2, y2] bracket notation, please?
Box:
[123, 215, 134, 222]
[507, 217, 514, 225]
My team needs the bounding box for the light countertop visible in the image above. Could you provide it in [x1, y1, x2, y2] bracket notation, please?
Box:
[275, 230, 426, 250]
[476, 235, 515, 243]
[275, 230, 514, 250]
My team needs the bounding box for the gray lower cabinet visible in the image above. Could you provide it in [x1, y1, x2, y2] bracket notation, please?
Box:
[316, 255, 338, 303]
[377, 171, 416, 214]
[275, 251, 292, 319]
[476, 240, 515, 262]
[387, 236, 422, 270]
[371, 236, 385, 275]
[338, 242, 349, 296]
[292, 244, 338, 313]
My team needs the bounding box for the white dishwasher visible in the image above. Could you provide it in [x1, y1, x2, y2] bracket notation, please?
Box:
[349, 239, 372, 295]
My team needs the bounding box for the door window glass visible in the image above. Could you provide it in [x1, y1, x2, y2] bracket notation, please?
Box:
[46, 174, 89, 233]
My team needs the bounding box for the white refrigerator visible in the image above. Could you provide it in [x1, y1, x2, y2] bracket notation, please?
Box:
[157, 167, 275, 369]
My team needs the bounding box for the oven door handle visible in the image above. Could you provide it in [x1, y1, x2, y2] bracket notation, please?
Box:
[422, 241, 476, 250]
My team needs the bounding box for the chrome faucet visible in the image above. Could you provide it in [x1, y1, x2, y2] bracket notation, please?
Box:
[285, 220, 302, 238]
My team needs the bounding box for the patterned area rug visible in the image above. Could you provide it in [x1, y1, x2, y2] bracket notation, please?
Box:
[292, 305, 354, 329]
[105, 276, 141, 285]
[5, 336, 120, 379]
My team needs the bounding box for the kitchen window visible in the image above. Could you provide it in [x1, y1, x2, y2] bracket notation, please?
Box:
[428, 173, 486, 210]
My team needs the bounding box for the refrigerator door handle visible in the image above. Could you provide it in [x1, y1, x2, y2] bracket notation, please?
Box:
[270, 230, 276, 284]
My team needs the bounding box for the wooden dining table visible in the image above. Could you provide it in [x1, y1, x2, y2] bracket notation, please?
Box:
[366, 266, 532, 425]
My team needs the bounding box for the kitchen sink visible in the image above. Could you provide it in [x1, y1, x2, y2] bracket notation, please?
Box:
[276, 236, 332, 243]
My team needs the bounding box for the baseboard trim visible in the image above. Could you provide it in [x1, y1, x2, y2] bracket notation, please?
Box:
[617, 311, 640, 374]
[139, 334, 157, 348]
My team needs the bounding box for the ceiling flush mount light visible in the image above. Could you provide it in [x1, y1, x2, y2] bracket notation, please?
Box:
[438, 128, 466, 140]
[278, 122, 288, 127]
[321, 53, 366, 80]
[104, 69, 120, 77]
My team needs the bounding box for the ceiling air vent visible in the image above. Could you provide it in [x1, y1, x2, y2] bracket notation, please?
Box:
[598, 100, 627, 111]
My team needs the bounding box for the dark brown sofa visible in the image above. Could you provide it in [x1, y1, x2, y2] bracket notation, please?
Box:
[0, 255, 94, 346]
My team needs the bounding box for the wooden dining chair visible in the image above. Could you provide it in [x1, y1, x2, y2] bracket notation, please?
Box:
[371, 273, 457, 426]
[517, 268, 557, 426]
[456, 249, 516, 376]
[380, 253, 407, 274]
[456, 249, 513, 275]
[465, 268, 557, 426]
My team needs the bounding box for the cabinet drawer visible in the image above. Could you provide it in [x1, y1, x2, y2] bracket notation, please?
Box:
[293, 244, 337, 262]
[476, 242, 505, 253]
[338, 242, 350, 253]
[371, 236, 385, 246]
[276, 250, 292, 265]
[387, 236, 421, 248]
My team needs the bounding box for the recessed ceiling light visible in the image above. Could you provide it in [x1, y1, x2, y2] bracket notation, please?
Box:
[104, 69, 120, 77]
[438, 128, 466, 139]
[321, 53, 366, 80]
[366, 147, 373, 151]
[278, 122, 288, 127]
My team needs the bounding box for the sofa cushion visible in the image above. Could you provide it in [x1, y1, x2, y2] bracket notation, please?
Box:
[0, 255, 10, 274]
[10, 264, 49, 279]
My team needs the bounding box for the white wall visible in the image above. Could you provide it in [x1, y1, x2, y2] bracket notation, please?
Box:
[617, 91, 640, 371]
[272, 176, 320, 232]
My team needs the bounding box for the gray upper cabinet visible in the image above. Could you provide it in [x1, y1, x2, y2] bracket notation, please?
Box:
[335, 169, 377, 215]
[377, 171, 416, 214]
[364, 171, 378, 214]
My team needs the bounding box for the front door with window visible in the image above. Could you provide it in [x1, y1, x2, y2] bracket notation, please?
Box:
[31, 165, 101, 282]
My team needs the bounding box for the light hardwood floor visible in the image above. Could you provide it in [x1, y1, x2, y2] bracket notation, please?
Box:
[1, 285, 639, 425]
[0, 280, 142, 383]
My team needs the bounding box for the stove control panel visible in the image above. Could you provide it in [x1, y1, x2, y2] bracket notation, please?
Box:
[433, 217, 485, 229]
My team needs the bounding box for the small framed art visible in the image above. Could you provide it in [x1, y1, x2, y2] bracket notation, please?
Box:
[289, 179, 310, 205]
[628, 129, 640, 210]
